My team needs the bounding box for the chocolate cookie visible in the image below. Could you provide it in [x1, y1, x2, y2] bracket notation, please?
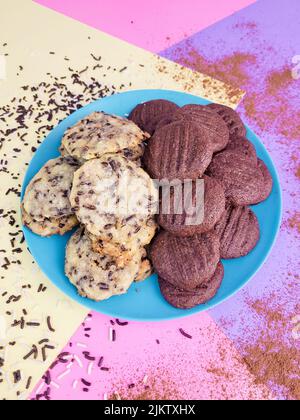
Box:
[179, 104, 229, 152]
[257, 158, 273, 202]
[150, 230, 220, 290]
[225, 136, 257, 163]
[155, 113, 180, 131]
[158, 262, 224, 309]
[144, 120, 213, 180]
[207, 150, 266, 205]
[214, 202, 260, 259]
[129, 99, 179, 135]
[158, 175, 225, 236]
[207, 103, 246, 138]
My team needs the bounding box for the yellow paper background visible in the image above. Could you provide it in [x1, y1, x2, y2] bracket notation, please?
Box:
[0, 0, 244, 400]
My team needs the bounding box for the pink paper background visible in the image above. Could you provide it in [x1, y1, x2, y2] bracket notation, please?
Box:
[35, 0, 256, 51]
[32, 313, 272, 400]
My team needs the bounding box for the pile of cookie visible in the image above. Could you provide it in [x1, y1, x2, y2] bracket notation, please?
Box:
[22, 112, 159, 301]
[129, 99, 273, 309]
[22, 98, 273, 309]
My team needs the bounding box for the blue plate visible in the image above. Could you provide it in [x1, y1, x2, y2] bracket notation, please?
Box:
[21, 89, 282, 321]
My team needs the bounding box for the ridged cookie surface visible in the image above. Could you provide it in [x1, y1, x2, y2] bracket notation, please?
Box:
[214, 202, 260, 259]
[207, 150, 267, 205]
[180, 104, 229, 152]
[88, 217, 158, 267]
[158, 176, 225, 236]
[150, 230, 220, 290]
[207, 103, 246, 138]
[22, 204, 78, 237]
[129, 99, 179, 135]
[224, 135, 257, 163]
[159, 262, 224, 309]
[144, 120, 213, 180]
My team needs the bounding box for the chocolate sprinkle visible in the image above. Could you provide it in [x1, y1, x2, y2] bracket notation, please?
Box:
[115, 319, 129, 326]
[179, 328, 193, 339]
[13, 370, 21, 383]
[47, 316, 55, 332]
[82, 351, 95, 361]
[81, 378, 91, 387]
[26, 376, 32, 390]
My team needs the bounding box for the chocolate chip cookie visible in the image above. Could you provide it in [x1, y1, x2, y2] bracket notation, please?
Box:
[61, 112, 149, 161]
[23, 156, 80, 222]
[179, 104, 229, 152]
[65, 228, 142, 301]
[70, 155, 158, 241]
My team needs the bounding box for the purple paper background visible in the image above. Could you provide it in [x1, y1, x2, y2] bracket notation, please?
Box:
[162, 0, 300, 355]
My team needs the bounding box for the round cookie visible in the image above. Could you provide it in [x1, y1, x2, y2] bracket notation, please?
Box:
[144, 120, 213, 180]
[88, 217, 158, 267]
[21, 204, 78, 237]
[65, 228, 141, 301]
[129, 99, 179, 135]
[158, 175, 225, 236]
[135, 249, 153, 282]
[214, 202, 260, 259]
[207, 103, 246, 138]
[257, 158, 273, 202]
[155, 105, 229, 152]
[61, 112, 149, 161]
[180, 104, 229, 152]
[158, 262, 224, 309]
[225, 135, 257, 163]
[155, 113, 180, 131]
[121, 143, 145, 164]
[150, 230, 220, 291]
[23, 156, 80, 222]
[60, 142, 145, 165]
[207, 150, 266, 205]
[70, 155, 158, 241]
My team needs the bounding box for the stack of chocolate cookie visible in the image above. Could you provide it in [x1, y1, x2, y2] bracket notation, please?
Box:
[22, 112, 159, 301]
[129, 99, 273, 309]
